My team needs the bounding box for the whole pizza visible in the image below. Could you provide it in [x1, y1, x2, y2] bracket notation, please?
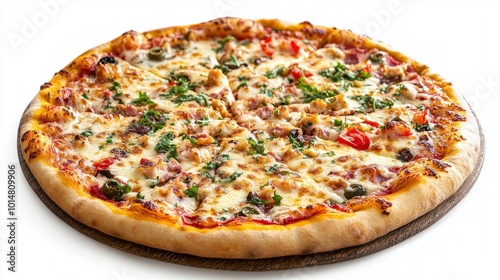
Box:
[19, 17, 480, 259]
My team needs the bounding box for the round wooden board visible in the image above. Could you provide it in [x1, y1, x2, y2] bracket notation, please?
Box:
[17, 116, 485, 271]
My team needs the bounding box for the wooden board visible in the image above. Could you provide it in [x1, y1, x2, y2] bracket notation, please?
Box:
[17, 116, 485, 271]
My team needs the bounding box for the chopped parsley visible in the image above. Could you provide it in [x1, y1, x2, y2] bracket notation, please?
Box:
[181, 134, 198, 146]
[109, 81, 124, 103]
[105, 133, 115, 144]
[236, 76, 248, 90]
[249, 196, 268, 206]
[413, 121, 433, 132]
[259, 84, 274, 97]
[226, 55, 240, 68]
[264, 65, 286, 79]
[131, 91, 156, 106]
[219, 171, 243, 183]
[319, 62, 371, 83]
[135, 192, 145, 200]
[272, 191, 283, 206]
[172, 93, 209, 107]
[195, 117, 210, 127]
[322, 151, 336, 157]
[297, 77, 336, 103]
[183, 185, 199, 200]
[215, 55, 242, 74]
[393, 84, 405, 96]
[160, 73, 201, 99]
[349, 95, 395, 113]
[288, 133, 304, 151]
[202, 154, 230, 182]
[214, 35, 236, 53]
[154, 131, 178, 160]
[264, 163, 281, 175]
[247, 137, 266, 155]
[80, 130, 93, 137]
[128, 109, 168, 135]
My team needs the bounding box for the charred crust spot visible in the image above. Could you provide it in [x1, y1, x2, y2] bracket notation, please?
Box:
[346, 197, 392, 215]
[336, 155, 354, 163]
[40, 82, 52, 89]
[299, 21, 313, 27]
[110, 147, 128, 158]
[369, 143, 383, 152]
[21, 130, 48, 160]
[376, 198, 392, 209]
[424, 166, 437, 177]
[21, 130, 37, 142]
[28, 150, 41, 159]
[57, 69, 71, 77]
[141, 200, 158, 211]
[446, 110, 466, 121]
[384, 120, 399, 131]
[431, 159, 451, 171]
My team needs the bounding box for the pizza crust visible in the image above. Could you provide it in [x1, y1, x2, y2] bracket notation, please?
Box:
[19, 17, 481, 259]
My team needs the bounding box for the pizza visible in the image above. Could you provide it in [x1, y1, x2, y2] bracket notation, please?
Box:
[19, 17, 480, 259]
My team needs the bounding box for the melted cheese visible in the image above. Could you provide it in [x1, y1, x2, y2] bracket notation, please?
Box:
[31, 25, 458, 227]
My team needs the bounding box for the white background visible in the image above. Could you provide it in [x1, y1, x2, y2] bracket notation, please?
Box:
[1, 1, 498, 279]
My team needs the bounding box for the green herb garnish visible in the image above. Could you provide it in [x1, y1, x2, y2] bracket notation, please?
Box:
[154, 131, 178, 159]
[132, 91, 156, 106]
[183, 185, 199, 200]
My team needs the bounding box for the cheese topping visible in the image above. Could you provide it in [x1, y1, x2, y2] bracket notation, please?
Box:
[29, 22, 463, 228]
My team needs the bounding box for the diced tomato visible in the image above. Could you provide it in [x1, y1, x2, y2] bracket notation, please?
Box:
[88, 184, 107, 200]
[93, 157, 116, 170]
[290, 67, 303, 80]
[413, 108, 430, 125]
[290, 40, 300, 54]
[260, 37, 274, 56]
[338, 127, 371, 150]
[362, 60, 372, 73]
[289, 63, 313, 80]
[363, 119, 380, 128]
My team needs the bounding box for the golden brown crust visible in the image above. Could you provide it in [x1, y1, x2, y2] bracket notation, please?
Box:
[19, 17, 481, 259]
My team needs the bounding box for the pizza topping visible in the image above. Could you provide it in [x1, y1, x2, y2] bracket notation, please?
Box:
[128, 110, 168, 135]
[98, 56, 117, 65]
[397, 148, 414, 162]
[183, 185, 199, 201]
[93, 157, 116, 171]
[338, 127, 371, 150]
[101, 179, 131, 201]
[344, 183, 366, 199]
[381, 120, 412, 137]
[147, 47, 165, 61]
[22, 18, 474, 232]
[154, 132, 178, 160]
[260, 36, 275, 56]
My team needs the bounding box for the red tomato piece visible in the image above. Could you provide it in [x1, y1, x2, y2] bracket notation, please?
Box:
[260, 37, 274, 56]
[338, 127, 371, 150]
[362, 60, 372, 73]
[290, 40, 300, 53]
[289, 64, 312, 80]
[291, 67, 303, 80]
[363, 119, 380, 128]
[93, 157, 116, 170]
[413, 108, 430, 125]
